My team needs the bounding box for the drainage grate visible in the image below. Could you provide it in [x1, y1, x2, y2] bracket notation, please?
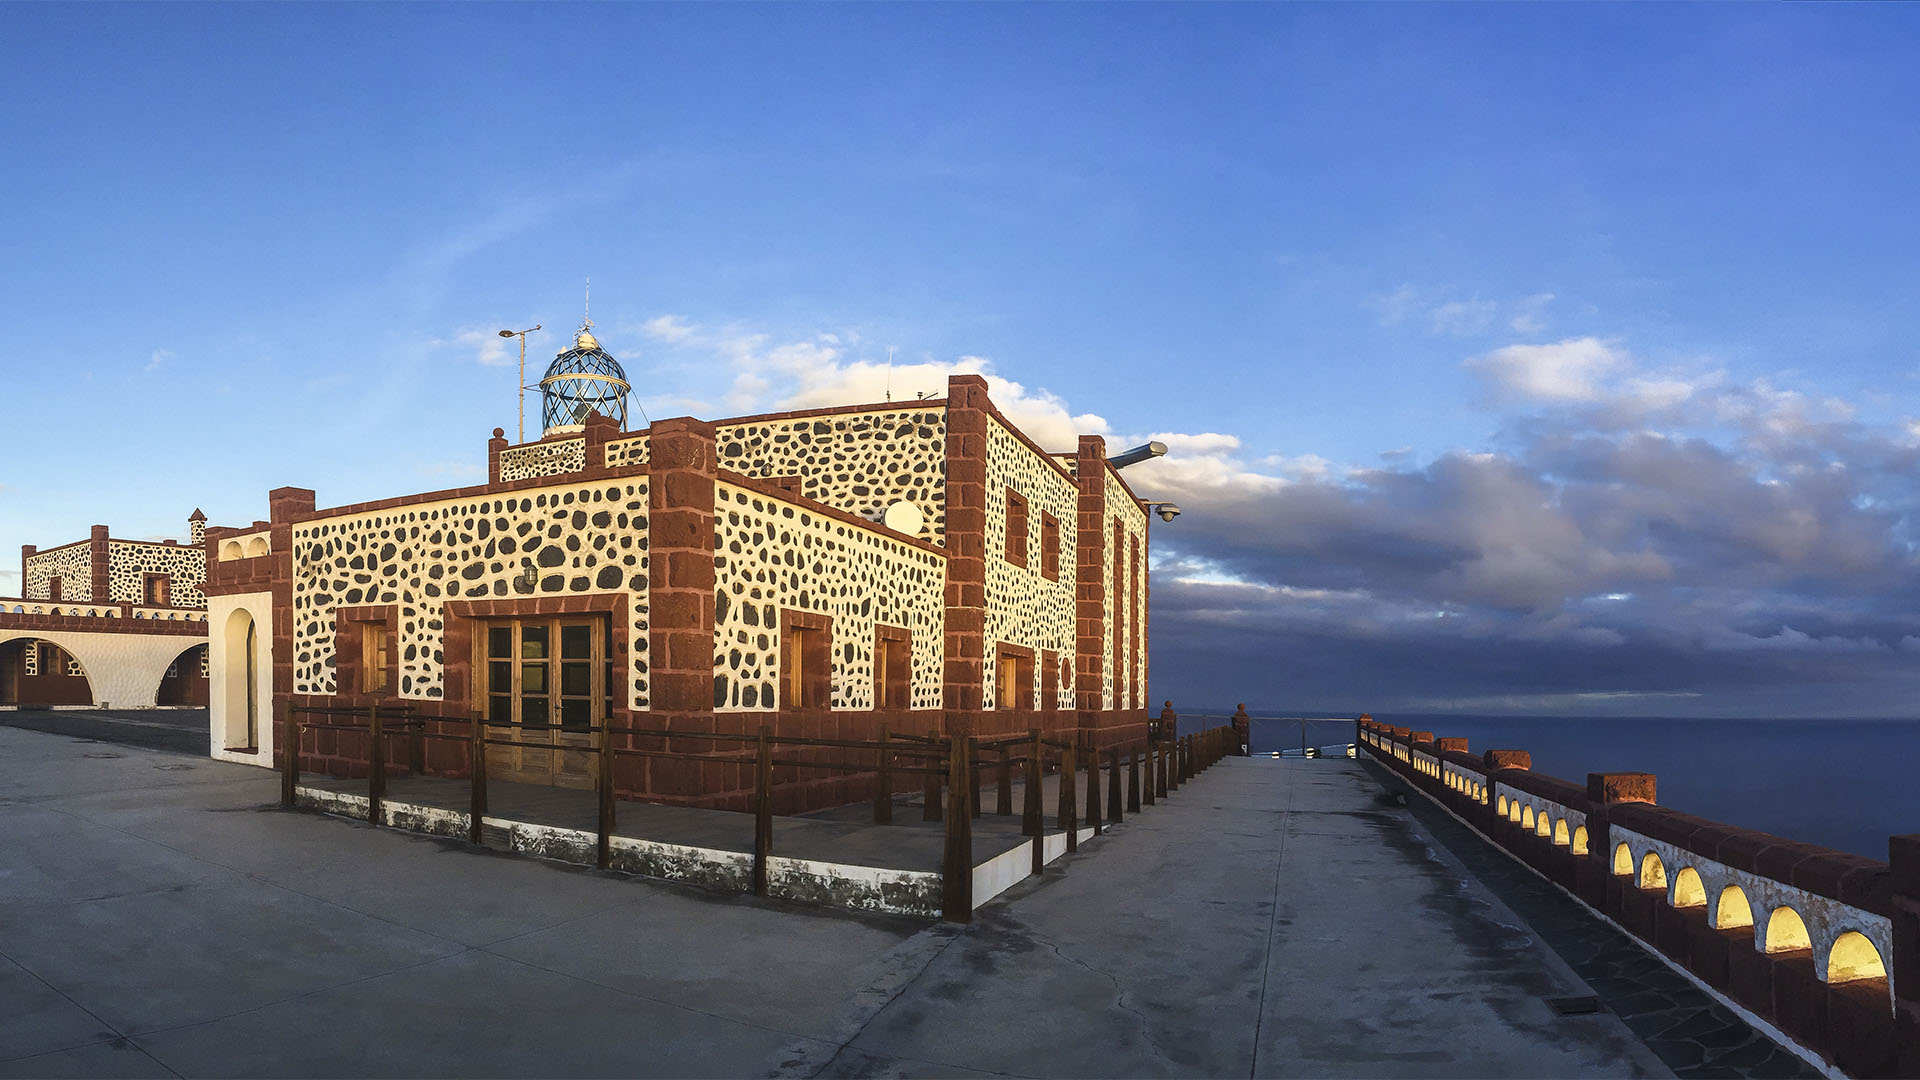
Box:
[1549, 995, 1602, 1015]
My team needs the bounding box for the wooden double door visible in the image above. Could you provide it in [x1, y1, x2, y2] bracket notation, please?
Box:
[482, 616, 612, 789]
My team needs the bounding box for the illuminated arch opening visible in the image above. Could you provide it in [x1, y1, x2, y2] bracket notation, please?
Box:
[1639, 852, 1667, 891]
[1522, 805, 1536, 830]
[1535, 812, 1551, 838]
[1496, 795, 1508, 816]
[1571, 825, 1589, 855]
[1766, 907, 1811, 954]
[1715, 885, 1754, 930]
[1553, 819, 1569, 846]
[1827, 931, 1886, 984]
[1672, 867, 1706, 909]
[1613, 842, 1633, 876]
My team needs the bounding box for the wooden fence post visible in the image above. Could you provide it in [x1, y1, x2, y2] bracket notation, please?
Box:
[281, 710, 298, 808]
[996, 747, 1013, 817]
[753, 725, 772, 897]
[970, 736, 982, 820]
[923, 727, 943, 822]
[1157, 740, 1169, 799]
[873, 724, 893, 825]
[1130, 746, 1143, 810]
[1026, 728, 1044, 878]
[367, 705, 385, 825]
[596, 718, 615, 870]
[1084, 736, 1101, 834]
[942, 735, 974, 922]
[1060, 740, 1078, 853]
[469, 711, 487, 845]
[1107, 747, 1122, 822]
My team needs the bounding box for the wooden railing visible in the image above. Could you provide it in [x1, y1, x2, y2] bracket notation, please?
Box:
[285, 705, 1240, 922]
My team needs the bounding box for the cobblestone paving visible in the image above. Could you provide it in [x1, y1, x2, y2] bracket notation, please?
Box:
[1368, 760, 1823, 1079]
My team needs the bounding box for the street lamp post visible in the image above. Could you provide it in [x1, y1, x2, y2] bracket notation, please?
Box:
[498, 325, 541, 442]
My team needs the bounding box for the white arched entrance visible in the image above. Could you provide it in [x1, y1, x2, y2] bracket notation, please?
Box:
[208, 592, 274, 768]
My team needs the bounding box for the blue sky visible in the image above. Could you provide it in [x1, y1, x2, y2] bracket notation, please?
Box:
[7, 4, 1920, 716]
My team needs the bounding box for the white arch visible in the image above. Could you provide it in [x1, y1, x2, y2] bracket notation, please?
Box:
[0, 628, 204, 708]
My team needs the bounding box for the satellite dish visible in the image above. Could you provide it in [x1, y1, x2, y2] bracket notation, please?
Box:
[882, 501, 925, 536]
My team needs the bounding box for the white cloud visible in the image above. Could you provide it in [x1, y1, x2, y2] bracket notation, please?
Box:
[1509, 293, 1555, 334]
[1428, 299, 1498, 337]
[146, 348, 174, 372]
[642, 315, 695, 343]
[441, 329, 514, 368]
[1467, 337, 1627, 403]
[639, 315, 1108, 449]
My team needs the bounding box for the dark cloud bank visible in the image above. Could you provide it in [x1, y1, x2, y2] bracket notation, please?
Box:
[1133, 341, 1920, 718]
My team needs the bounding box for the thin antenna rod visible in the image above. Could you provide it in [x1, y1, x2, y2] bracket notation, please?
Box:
[583, 278, 591, 330]
[886, 346, 894, 402]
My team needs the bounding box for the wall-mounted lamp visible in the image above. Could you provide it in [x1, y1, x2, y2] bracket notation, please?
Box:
[1146, 502, 1182, 523]
[520, 565, 539, 588]
[1110, 442, 1168, 469]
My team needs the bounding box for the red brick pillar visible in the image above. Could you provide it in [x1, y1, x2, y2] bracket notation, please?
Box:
[1585, 771, 1656, 917]
[267, 488, 315, 772]
[1073, 435, 1108, 745]
[647, 418, 717, 715]
[943, 375, 990, 735]
[1232, 704, 1250, 756]
[487, 427, 508, 484]
[1483, 749, 1531, 837]
[20, 544, 33, 595]
[89, 525, 110, 603]
[583, 409, 619, 477]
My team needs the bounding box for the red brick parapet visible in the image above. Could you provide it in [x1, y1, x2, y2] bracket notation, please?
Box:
[1351, 724, 1918, 1076]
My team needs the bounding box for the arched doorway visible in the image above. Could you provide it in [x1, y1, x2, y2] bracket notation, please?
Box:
[0, 638, 94, 706]
[157, 644, 209, 707]
[223, 611, 258, 750]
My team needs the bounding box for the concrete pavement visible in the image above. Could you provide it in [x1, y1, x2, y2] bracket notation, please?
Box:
[2, 721, 1683, 1077]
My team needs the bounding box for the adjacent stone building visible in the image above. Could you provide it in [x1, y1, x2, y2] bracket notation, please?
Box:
[203, 323, 1156, 809]
[2, 513, 210, 707]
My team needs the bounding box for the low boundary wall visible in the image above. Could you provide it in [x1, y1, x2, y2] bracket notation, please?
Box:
[1359, 717, 1920, 1078]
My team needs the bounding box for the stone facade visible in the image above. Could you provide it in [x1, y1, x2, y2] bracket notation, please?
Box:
[288, 478, 651, 705]
[712, 479, 944, 712]
[107, 540, 207, 607]
[23, 542, 92, 602]
[714, 405, 947, 545]
[981, 413, 1078, 711]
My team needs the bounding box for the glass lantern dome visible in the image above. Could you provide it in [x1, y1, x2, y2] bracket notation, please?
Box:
[540, 324, 631, 435]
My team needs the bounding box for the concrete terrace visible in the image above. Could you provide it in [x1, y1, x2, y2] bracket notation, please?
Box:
[0, 717, 1810, 1078]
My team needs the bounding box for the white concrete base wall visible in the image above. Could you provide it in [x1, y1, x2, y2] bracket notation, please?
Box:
[207, 593, 274, 768]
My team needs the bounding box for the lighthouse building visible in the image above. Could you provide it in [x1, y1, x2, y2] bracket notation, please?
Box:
[202, 321, 1154, 809]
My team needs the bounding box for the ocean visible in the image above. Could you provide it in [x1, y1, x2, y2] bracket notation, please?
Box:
[1214, 712, 1920, 862]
